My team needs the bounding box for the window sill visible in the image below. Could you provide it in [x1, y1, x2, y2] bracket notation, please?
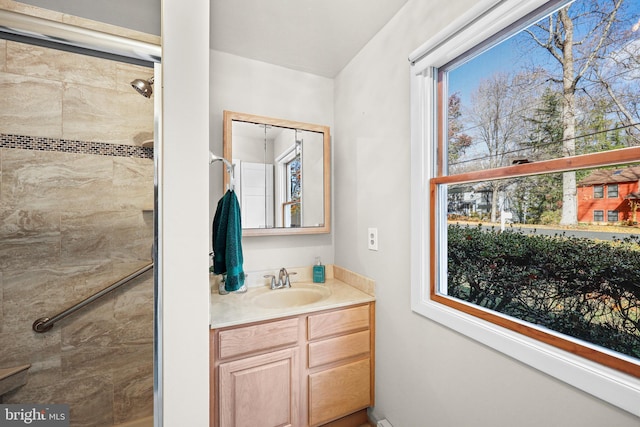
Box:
[410, 283, 640, 417]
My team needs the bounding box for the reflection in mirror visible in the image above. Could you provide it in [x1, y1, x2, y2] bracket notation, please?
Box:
[223, 111, 330, 236]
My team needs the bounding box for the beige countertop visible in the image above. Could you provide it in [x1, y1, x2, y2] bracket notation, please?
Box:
[210, 265, 375, 329]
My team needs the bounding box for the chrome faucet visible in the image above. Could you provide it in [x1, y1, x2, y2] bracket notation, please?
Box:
[264, 268, 297, 290]
[278, 268, 291, 288]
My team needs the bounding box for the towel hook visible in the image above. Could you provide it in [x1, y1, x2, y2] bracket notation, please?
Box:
[210, 152, 235, 191]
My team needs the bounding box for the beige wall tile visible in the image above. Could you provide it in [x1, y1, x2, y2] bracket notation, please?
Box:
[0, 209, 61, 270]
[0, 39, 6, 71]
[0, 149, 114, 211]
[112, 275, 153, 347]
[117, 62, 154, 95]
[0, 327, 61, 371]
[0, 272, 3, 333]
[6, 41, 117, 90]
[1, 267, 108, 331]
[113, 157, 154, 209]
[113, 272, 153, 323]
[60, 297, 118, 355]
[59, 211, 112, 266]
[64, 373, 114, 427]
[112, 346, 154, 423]
[60, 210, 153, 266]
[0, 72, 63, 137]
[63, 84, 153, 145]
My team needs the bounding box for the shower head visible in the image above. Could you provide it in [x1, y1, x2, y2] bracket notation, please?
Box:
[131, 76, 154, 98]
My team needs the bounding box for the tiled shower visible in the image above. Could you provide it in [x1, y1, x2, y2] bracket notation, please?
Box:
[0, 37, 155, 426]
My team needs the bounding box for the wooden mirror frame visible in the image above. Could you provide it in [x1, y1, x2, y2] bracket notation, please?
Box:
[223, 110, 331, 236]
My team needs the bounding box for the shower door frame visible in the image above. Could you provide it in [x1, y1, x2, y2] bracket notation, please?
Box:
[0, 9, 164, 427]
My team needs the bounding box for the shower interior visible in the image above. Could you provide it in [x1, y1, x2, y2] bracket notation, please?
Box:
[0, 34, 155, 426]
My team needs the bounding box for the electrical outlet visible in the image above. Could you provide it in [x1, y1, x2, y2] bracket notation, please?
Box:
[368, 227, 378, 251]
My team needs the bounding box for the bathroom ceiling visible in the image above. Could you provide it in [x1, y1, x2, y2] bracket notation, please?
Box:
[210, 0, 409, 78]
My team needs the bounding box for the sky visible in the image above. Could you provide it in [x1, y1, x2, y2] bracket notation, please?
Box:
[446, 0, 640, 168]
[448, 0, 640, 106]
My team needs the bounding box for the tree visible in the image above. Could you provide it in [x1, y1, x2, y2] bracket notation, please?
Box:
[515, 89, 565, 224]
[524, 0, 625, 225]
[590, 8, 640, 146]
[524, 87, 564, 160]
[447, 92, 473, 166]
[466, 72, 529, 222]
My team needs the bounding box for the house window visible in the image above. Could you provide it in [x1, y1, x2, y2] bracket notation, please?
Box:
[410, 0, 640, 415]
[594, 185, 604, 198]
[593, 210, 604, 222]
[276, 142, 302, 228]
[608, 184, 619, 198]
[607, 210, 619, 222]
[285, 154, 302, 227]
[438, 0, 640, 374]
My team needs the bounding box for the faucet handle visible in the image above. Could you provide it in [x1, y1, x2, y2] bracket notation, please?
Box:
[263, 274, 277, 289]
[283, 271, 297, 288]
[287, 271, 297, 285]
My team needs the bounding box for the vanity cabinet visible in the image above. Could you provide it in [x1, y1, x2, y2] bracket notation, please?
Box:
[210, 303, 375, 427]
[307, 305, 372, 426]
[215, 318, 301, 427]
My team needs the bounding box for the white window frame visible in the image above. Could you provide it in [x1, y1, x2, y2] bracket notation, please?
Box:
[409, 0, 640, 417]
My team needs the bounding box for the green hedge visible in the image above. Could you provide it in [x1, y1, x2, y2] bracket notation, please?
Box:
[447, 224, 640, 359]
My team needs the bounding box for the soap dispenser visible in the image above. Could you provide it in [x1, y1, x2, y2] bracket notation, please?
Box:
[313, 257, 325, 283]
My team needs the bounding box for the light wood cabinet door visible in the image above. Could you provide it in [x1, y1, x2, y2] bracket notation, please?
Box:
[219, 347, 300, 427]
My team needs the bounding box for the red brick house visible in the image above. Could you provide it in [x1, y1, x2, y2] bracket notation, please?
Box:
[577, 166, 640, 224]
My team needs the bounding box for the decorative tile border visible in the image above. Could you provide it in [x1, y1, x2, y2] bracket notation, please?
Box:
[0, 133, 153, 159]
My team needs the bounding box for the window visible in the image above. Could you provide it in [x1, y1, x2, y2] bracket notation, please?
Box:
[285, 154, 301, 227]
[276, 142, 302, 228]
[593, 210, 604, 222]
[410, 0, 640, 416]
[607, 210, 619, 222]
[608, 184, 619, 198]
[594, 185, 604, 198]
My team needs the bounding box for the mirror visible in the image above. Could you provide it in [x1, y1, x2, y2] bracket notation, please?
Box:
[223, 111, 331, 236]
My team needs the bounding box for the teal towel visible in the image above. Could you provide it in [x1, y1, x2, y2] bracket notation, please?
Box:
[212, 190, 245, 291]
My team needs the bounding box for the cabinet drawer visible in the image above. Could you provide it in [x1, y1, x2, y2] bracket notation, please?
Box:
[307, 305, 369, 340]
[218, 318, 299, 359]
[308, 330, 370, 368]
[308, 358, 371, 426]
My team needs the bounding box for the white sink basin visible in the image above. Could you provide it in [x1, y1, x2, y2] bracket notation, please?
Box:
[253, 284, 331, 309]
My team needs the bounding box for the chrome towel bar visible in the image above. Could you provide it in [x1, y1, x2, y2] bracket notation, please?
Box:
[32, 262, 153, 333]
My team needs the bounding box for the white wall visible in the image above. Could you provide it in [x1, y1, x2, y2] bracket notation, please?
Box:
[209, 50, 334, 272]
[161, 0, 210, 425]
[333, 0, 640, 426]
